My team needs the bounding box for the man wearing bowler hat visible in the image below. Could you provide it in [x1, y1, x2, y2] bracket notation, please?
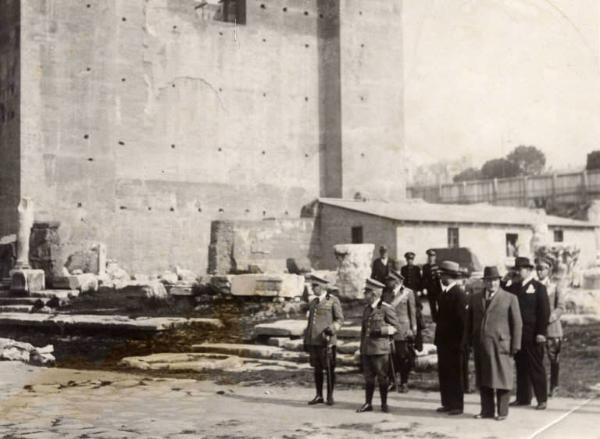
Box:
[357, 278, 400, 413]
[383, 269, 417, 393]
[304, 274, 344, 406]
[509, 257, 550, 410]
[434, 261, 468, 415]
[371, 245, 396, 284]
[466, 266, 522, 420]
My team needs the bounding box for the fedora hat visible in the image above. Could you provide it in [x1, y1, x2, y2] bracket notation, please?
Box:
[514, 256, 534, 269]
[482, 266, 501, 280]
[439, 260, 461, 278]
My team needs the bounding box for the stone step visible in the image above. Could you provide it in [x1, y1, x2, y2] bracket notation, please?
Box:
[0, 313, 223, 334]
[191, 343, 357, 367]
[29, 289, 80, 299]
[120, 352, 359, 374]
[0, 297, 50, 306]
[254, 320, 306, 338]
[337, 326, 361, 339]
[0, 305, 33, 313]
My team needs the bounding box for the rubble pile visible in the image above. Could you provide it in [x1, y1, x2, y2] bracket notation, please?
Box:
[0, 337, 55, 366]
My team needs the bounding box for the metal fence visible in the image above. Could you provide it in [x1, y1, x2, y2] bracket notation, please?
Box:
[407, 169, 600, 207]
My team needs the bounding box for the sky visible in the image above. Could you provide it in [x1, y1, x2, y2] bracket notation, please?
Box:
[402, 0, 600, 170]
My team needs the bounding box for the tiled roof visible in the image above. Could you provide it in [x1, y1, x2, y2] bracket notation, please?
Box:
[318, 198, 595, 229]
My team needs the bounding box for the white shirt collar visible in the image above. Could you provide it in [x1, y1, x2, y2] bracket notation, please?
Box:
[522, 274, 535, 285]
[370, 301, 379, 309]
[485, 289, 497, 299]
[442, 281, 456, 292]
[381, 257, 388, 264]
[317, 291, 328, 302]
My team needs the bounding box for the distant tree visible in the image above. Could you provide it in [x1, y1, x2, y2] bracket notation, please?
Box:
[481, 158, 520, 180]
[453, 167, 482, 182]
[506, 145, 546, 176]
[586, 151, 600, 171]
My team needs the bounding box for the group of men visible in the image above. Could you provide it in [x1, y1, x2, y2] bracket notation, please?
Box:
[303, 246, 565, 421]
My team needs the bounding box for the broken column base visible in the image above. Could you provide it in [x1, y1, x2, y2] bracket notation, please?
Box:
[9, 268, 46, 294]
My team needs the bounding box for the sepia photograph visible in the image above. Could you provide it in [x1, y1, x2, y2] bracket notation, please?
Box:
[0, 0, 599, 437]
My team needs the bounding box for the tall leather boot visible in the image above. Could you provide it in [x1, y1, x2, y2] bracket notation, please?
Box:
[357, 383, 375, 412]
[550, 362, 559, 396]
[380, 383, 389, 412]
[308, 369, 324, 405]
[326, 367, 335, 405]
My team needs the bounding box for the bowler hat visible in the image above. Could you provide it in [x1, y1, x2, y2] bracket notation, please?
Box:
[482, 266, 501, 280]
[386, 270, 404, 282]
[365, 278, 385, 291]
[514, 257, 534, 269]
[404, 251, 416, 259]
[426, 249, 436, 257]
[379, 245, 388, 252]
[439, 260, 461, 278]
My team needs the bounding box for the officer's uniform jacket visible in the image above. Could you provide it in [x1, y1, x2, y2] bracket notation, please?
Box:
[389, 286, 417, 341]
[510, 277, 550, 344]
[304, 293, 344, 347]
[359, 300, 400, 355]
[541, 277, 565, 339]
[401, 264, 423, 292]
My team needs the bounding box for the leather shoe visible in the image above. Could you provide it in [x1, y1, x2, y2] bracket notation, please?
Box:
[381, 403, 389, 413]
[495, 415, 507, 421]
[509, 400, 529, 407]
[308, 396, 324, 405]
[399, 383, 408, 393]
[447, 409, 463, 416]
[436, 407, 450, 413]
[536, 402, 547, 410]
[473, 414, 493, 419]
[326, 396, 334, 406]
[356, 403, 373, 413]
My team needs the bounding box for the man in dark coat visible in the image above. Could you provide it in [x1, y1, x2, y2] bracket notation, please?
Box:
[508, 257, 551, 410]
[466, 266, 523, 421]
[422, 249, 441, 322]
[304, 274, 344, 406]
[383, 270, 417, 393]
[434, 260, 468, 415]
[371, 245, 396, 284]
[357, 278, 400, 413]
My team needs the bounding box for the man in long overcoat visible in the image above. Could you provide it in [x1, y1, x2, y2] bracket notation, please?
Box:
[466, 266, 522, 420]
[434, 260, 468, 415]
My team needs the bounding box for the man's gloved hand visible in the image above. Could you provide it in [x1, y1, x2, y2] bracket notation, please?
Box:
[323, 327, 334, 336]
[381, 326, 397, 336]
[535, 334, 546, 344]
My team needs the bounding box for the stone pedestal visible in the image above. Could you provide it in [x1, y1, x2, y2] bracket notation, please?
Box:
[9, 268, 46, 293]
[230, 274, 304, 298]
[29, 221, 62, 286]
[334, 243, 375, 300]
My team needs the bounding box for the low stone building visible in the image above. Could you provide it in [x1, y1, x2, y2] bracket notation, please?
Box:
[316, 198, 598, 272]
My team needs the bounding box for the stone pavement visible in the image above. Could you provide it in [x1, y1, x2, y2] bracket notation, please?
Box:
[0, 362, 598, 439]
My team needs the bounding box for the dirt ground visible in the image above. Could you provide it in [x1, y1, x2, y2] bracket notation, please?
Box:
[0, 362, 599, 439]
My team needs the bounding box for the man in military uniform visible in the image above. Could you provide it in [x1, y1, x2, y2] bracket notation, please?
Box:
[401, 251, 425, 351]
[383, 270, 417, 393]
[422, 249, 441, 322]
[535, 256, 565, 397]
[357, 278, 400, 413]
[371, 245, 396, 284]
[435, 261, 468, 415]
[509, 257, 550, 410]
[304, 274, 344, 406]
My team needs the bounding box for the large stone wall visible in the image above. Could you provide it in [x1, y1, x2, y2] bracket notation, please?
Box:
[208, 217, 318, 274]
[5, 0, 404, 274]
[0, 0, 20, 237]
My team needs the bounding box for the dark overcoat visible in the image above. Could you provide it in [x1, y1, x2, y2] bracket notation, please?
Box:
[466, 287, 523, 390]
